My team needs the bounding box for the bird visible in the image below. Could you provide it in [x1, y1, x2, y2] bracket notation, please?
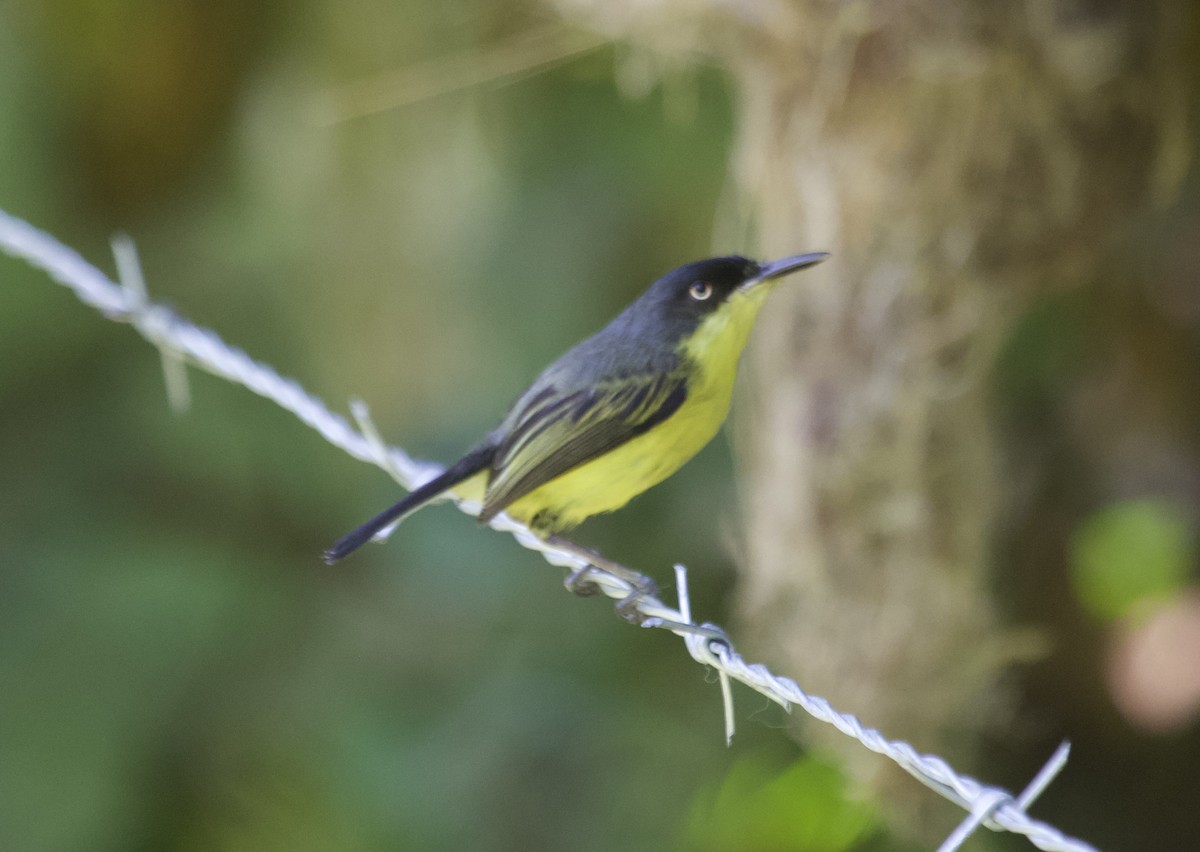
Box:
[323, 251, 827, 565]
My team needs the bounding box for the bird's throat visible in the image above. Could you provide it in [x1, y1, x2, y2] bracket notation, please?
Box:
[679, 284, 773, 405]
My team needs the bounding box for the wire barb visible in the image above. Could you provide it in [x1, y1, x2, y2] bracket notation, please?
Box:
[674, 564, 736, 744]
[0, 208, 1098, 852]
[347, 399, 415, 543]
[111, 233, 191, 413]
[939, 789, 1014, 852]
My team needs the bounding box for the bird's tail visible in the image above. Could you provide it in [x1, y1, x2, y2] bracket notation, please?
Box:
[322, 443, 495, 564]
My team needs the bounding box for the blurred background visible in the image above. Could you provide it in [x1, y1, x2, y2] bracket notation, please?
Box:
[1, 1, 1198, 850]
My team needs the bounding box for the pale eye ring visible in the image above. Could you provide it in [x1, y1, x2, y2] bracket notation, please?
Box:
[689, 281, 713, 301]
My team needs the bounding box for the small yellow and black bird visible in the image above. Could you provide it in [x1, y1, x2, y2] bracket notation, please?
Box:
[324, 252, 827, 565]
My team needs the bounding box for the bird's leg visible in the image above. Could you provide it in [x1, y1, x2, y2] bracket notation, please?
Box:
[545, 534, 659, 623]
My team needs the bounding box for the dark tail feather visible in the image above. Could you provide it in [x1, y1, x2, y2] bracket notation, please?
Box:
[322, 444, 495, 564]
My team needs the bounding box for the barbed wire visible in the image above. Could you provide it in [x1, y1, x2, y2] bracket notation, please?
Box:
[0, 208, 1098, 852]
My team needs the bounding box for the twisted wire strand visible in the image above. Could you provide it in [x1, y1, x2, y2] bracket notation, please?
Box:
[0, 209, 1097, 852]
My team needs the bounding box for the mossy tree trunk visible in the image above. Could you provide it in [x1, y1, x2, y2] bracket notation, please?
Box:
[553, 0, 1192, 838]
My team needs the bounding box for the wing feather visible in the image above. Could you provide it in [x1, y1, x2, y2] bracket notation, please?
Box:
[480, 371, 688, 521]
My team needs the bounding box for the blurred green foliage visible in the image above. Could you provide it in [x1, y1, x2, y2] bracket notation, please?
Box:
[684, 754, 879, 852]
[1071, 499, 1194, 621]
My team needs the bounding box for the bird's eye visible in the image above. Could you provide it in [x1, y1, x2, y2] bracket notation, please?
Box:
[689, 281, 713, 301]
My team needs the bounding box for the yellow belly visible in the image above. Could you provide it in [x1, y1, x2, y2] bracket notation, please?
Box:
[506, 381, 731, 531]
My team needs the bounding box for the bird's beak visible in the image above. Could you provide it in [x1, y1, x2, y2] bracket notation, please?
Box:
[741, 252, 829, 291]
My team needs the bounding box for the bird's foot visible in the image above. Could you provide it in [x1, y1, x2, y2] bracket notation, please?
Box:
[563, 565, 601, 597]
[549, 535, 659, 623]
[614, 583, 657, 625]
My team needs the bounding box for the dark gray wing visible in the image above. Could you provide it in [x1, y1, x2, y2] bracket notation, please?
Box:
[479, 370, 687, 522]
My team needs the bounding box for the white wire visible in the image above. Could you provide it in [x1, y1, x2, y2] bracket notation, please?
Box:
[0, 208, 1097, 852]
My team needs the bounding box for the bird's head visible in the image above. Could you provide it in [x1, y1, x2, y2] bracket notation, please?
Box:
[629, 252, 828, 363]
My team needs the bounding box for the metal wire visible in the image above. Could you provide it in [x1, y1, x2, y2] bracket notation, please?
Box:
[0, 208, 1098, 852]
